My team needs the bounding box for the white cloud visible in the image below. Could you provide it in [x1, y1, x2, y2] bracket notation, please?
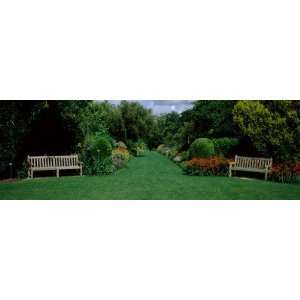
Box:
[96, 100, 194, 115]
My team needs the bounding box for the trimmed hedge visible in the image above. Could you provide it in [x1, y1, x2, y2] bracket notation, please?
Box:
[189, 138, 215, 159]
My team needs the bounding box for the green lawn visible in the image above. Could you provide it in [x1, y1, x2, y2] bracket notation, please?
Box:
[0, 151, 299, 200]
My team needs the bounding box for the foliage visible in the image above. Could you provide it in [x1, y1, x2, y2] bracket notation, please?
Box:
[183, 157, 229, 176]
[158, 144, 189, 164]
[233, 100, 300, 162]
[94, 157, 116, 175]
[157, 144, 167, 154]
[212, 137, 239, 157]
[156, 112, 181, 146]
[176, 100, 237, 149]
[136, 143, 147, 157]
[0, 100, 90, 178]
[88, 134, 112, 158]
[112, 147, 130, 169]
[130, 139, 147, 156]
[116, 101, 156, 145]
[115, 141, 127, 149]
[81, 132, 114, 175]
[270, 163, 300, 184]
[0, 101, 41, 177]
[180, 151, 189, 161]
[79, 101, 116, 137]
[17, 161, 28, 179]
[2, 99, 300, 181]
[189, 138, 215, 159]
[173, 151, 188, 163]
[167, 147, 178, 159]
[157, 144, 173, 157]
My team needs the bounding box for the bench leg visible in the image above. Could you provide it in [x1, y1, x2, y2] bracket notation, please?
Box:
[80, 167, 82, 176]
[229, 167, 232, 177]
[56, 169, 59, 178]
[28, 169, 31, 179]
[265, 172, 268, 181]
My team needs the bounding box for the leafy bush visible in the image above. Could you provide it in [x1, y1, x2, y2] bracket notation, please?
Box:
[86, 134, 112, 158]
[116, 141, 127, 149]
[181, 151, 189, 161]
[183, 157, 228, 176]
[157, 144, 165, 153]
[167, 147, 178, 159]
[270, 163, 300, 184]
[189, 138, 215, 159]
[173, 151, 189, 163]
[95, 157, 116, 175]
[131, 140, 147, 156]
[112, 147, 130, 169]
[17, 161, 27, 179]
[157, 144, 170, 155]
[212, 137, 239, 157]
[233, 100, 300, 162]
[81, 133, 114, 175]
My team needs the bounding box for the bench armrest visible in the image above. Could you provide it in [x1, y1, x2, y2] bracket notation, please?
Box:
[229, 162, 236, 167]
[78, 161, 84, 166]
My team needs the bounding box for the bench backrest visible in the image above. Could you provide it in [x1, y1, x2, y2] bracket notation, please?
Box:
[235, 155, 272, 169]
[28, 155, 80, 168]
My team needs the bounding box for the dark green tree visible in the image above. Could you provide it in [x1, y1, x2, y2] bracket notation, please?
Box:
[233, 100, 300, 162]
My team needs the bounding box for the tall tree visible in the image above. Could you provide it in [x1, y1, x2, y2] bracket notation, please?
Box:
[233, 100, 300, 161]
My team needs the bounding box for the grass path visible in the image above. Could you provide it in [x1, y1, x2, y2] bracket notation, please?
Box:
[0, 151, 299, 199]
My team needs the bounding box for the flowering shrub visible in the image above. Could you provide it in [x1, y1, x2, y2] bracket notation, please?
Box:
[270, 163, 300, 183]
[94, 157, 116, 175]
[167, 147, 178, 159]
[157, 144, 180, 159]
[173, 155, 183, 163]
[172, 151, 188, 163]
[112, 147, 130, 169]
[157, 145, 168, 156]
[157, 144, 168, 154]
[116, 141, 127, 149]
[131, 140, 147, 156]
[183, 156, 229, 176]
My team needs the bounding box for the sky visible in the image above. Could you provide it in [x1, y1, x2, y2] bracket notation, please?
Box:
[97, 100, 194, 115]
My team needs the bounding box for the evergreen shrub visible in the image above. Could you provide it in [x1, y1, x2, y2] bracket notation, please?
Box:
[81, 133, 114, 175]
[189, 138, 215, 159]
[212, 137, 239, 157]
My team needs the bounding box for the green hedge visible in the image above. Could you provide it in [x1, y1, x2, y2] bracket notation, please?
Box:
[189, 138, 215, 158]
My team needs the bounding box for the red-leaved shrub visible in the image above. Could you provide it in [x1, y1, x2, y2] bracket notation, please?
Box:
[184, 156, 228, 176]
[270, 163, 300, 183]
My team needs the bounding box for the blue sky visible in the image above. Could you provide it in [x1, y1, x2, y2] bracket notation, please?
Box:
[98, 100, 194, 115]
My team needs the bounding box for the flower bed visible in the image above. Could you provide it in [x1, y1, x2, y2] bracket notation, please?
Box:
[270, 162, 300, 183]
[183, 157, 229, 176]
[112, 146, 130, 169]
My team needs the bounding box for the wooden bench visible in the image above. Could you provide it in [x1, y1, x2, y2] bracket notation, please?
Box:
[27, 155, 83, 178]
[229, 155, 272, 180]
